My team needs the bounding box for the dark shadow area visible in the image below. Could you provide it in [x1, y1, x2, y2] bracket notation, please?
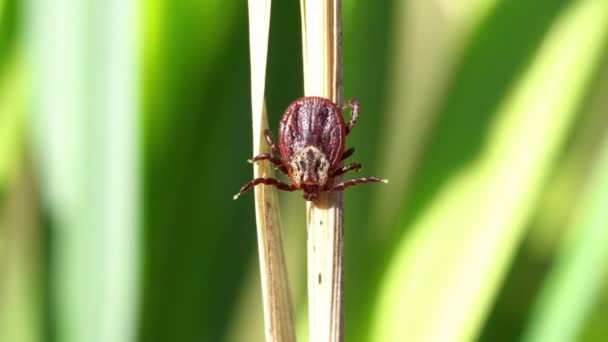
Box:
[478, 237, 552, 342]
[40, 206, 56, 342]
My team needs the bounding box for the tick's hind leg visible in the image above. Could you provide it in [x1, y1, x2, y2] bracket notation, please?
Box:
[332, 163, 361, 177]
[328, 176, 387, 193]
[249, 153, 288, 175]
[343, 98, 360, 135]
[233, 178, 296, 199]
[264, 129, 280, 153]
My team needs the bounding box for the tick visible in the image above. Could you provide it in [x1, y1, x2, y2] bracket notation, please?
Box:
[234, 96, 387, 201]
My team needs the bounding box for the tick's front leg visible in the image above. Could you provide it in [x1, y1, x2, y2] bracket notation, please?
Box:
[233, 177, 297, 199]
[341, 147, 355, 161]
[343, 98, 360, 135]
[264, 129, 280, 154]
[248, 153, 289, 175]
[328, 176, 387, 193]
[332, 163, 361, 177]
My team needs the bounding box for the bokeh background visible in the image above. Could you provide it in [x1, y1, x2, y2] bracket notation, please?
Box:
[1, 0, 608, 341]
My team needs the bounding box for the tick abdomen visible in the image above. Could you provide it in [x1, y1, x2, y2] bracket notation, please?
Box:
[279, 97, 345, 168]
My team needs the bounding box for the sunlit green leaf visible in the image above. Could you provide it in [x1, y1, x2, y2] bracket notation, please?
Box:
[522, 128, 608, 342]
[371, 0, 608, 340]
[24, 0, 140, 341]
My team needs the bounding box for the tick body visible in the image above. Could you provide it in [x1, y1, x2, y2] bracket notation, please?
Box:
[235, 96, 387, 201]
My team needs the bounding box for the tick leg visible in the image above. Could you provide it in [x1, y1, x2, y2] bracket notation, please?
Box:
[341, 147, 355, 161]
[332, 163, 361, 177]
[249, 153, 288, 175]
[328, 176, 387, 193]
[343, 98, 360, 135]
[233, 178, 297, 200]
[264, 129, 280, 153]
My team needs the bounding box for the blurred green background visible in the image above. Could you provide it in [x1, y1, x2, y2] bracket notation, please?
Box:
[1, 0, 608, 341]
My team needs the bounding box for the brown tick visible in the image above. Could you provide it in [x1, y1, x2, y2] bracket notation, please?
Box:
[234, 96, 387, 201]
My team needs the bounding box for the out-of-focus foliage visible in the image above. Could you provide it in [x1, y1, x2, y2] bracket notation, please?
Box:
[1, 0, 607, 341]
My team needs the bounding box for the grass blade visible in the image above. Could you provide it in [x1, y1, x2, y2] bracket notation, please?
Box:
[0, 50, 26, 192]
[522, 129, 608, 342]
[370, 0, 608, 340]
[24, 0, 140, 340]
[0, 50, 41, 342]
[247, 0, 296, 341]
[300, 0, 344, 340]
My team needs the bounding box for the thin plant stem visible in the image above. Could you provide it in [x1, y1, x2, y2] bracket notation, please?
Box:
[247, 0, 296, 341]
[300, 0, 344, 341]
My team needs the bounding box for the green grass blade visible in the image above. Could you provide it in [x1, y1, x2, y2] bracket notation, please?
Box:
[23, 0, 140, 341]
[0, 50, 25, 193]
[0, 50, 40, 342]
[522, 128, 608, 342]
[370, 0, 608, 341]
[138, 2, 258, 340]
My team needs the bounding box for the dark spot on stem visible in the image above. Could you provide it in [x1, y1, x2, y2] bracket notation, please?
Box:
[318, 273, 322, 285]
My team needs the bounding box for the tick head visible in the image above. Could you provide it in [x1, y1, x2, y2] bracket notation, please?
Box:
[302, 187, 319, 201]
[289, 146, 331, 194]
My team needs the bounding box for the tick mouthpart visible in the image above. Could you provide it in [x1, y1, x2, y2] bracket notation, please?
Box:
[382, 179, 389, 184]
[303, 192, 318, 201]
[303, 176, 317, 185]
[233, 193, 240, 200]
[301, 184, 319, 198]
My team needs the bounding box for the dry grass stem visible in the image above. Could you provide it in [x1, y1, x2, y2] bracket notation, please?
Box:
[300, 0, 344, 341]
[247, 0, 296, 341]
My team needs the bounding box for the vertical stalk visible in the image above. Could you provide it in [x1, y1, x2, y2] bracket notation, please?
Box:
[300, 0, 344, 341]
[247, 1, 296, 341]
